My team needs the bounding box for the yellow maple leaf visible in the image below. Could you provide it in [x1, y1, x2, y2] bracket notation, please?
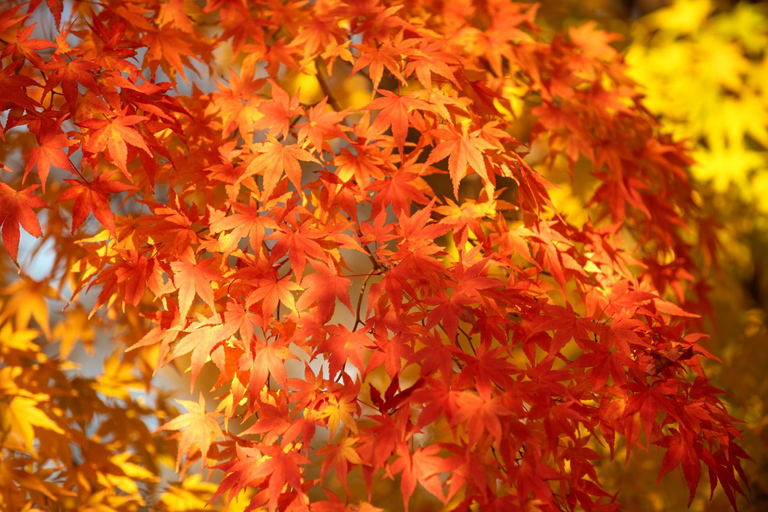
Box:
[52, 307, 95, 358]
[0, 396, 64, 454]
[321, 394, 358, 436]
[0, 322, 40, 354]
[0, 277, 55, 338]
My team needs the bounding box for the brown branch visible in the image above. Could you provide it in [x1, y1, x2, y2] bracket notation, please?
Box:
[314, 58, 342, 113]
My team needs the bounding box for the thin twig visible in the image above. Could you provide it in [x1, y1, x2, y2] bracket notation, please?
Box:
[353, 270, 377, 331]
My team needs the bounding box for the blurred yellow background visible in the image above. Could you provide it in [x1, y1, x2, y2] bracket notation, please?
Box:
[537, 1, 768, 510]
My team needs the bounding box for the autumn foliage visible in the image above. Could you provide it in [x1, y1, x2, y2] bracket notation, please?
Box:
[0, 0, 751, 511]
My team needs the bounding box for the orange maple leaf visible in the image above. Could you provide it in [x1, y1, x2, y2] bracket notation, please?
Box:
[295, 259, 353, 322]
[364, 90, 429, 155]
[79, 110, 152, 173]
[169, 252, 222, 318]
[427, 126, 495, 198]
[156, 394, 223, 471]
[243, 138, 319, 198]
[253, 80, 304, 139]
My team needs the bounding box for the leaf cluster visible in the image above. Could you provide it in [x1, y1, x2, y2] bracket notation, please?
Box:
[0, 0, 750, 511]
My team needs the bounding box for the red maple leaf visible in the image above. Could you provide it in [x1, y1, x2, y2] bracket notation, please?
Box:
[247, 273, 302, 316]
[24, 129, 76, 192]
[210, 199, 278, 255]
[364, 90, 429, 155]
[42, 55, 98, 108]
[317, 325, 371, 377]
[214, 443, 310, 512]
[350, 31, 414, 90]
[57, 172, 135, 235]
[296, 97, 349, 156]
[170, 318, 238, 388]
[389, 444, 450, 511]
[239, 339, 297, 402]
[0, 183, 47, 261]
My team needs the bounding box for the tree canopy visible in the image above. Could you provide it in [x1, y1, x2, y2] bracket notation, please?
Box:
[0, 1, 752, 511]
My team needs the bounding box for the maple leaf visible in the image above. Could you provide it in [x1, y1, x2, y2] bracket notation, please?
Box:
[389, 445, 450, 511]
[57, 172, 135, 235]
[529, 303, 594, 357]
[171, 318, 238, 388]
[169, 252, 222, 318]
[214, 443, 310, 512]
[269, 217, 327, 279]
[287, 364, 325, 410]
[316, 436, 364, 493]
[142, 27, 200, 83]
[156, 394, 223, 471]
[114, 251, 152, 306]
[457, 345, 517, 398]
[427, 126, 496, 198]
[370, 376, 424, 415]
[317, 325, 370, 377]
[156, 0, 197, 33]
[41, 55, 98, 108]
[403, 39, 459, 89]
[350, 31, 415, 90]
[0, 61, 40, 112]
[210, 199, 278, 255]
[369, 168, 431, 214]
[247, 274, 302, 316]
[295, 259, 353, 322]
[24, 130, 76, 192]
[239, 339, 297, 402]
[424, 289, 474, 344]
[569, 21, 621, 61]
[253, 79, 304, 138]
[0, 396, 64, 454]
[0, 276, 55, 338]
[80, 110, 152, 173]
[296, 97, 349, 156]
[367, 332, 415, 379]
[454, 392, 513, 445]
[364, 90, 429, 154]
[211, 445, 269, 508]
[288, 15, 346, 58]
[2, 23, 55, 67]
[0, 322, 40, 352]
[321, 393, 359, 437]
[0, 183, 47, 261]
[243, 138, 319, 198]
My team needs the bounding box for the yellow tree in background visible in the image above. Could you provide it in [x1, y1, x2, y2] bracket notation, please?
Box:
[626, 0, 768, 201]
[599, 1, 768, 510]
[511, 1, 768, 509]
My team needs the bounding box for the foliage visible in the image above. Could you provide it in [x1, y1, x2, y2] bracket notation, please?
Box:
[620, 1, 768, 509]
[626, 0, 768, 205]
[0, 0, 750, 511]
